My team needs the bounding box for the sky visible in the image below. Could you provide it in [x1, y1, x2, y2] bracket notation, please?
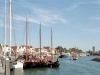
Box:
[0, 0, 100, 51]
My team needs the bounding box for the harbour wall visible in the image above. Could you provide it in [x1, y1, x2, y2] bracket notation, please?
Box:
[91, 56, 100, 62]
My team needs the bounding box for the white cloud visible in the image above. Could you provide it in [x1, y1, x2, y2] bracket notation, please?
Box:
[82, 28, 100, 33]
[90, 15, 100, 21]
[13, 1, 67, 26]
[74, 23, 100, 33]
[14, 15, 25, 21]
[66, 2, 82, 11]
[0, 0, 68, 31]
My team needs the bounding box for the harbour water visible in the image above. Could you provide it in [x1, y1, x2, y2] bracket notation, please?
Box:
[21, 56, 100, 75]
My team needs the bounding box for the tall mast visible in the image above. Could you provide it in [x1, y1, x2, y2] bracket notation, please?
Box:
[51, 27, 53, 61]
[40, 22, 41, 58]
[26, 14, 28, 60]
[4, 0, 6, 56]
[9, 0, 12, 56]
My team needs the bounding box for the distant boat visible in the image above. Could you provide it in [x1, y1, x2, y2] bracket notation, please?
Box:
[69, 58, 72, 60]
[59, 54, 68, 58]
[72, 54, 78, 60]
[73, 54, 78, 60]
[73, 56, 78, 60]
[73, 47, 78, 60]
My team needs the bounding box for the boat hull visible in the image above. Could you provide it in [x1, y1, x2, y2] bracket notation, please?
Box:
[48, 61, 60, 67]
[23, 61, 60, 68]
[22, 55, 60, 68]
[59, 55, 68, 58]
[23, 61, 48, 68]
[73, 57, 78, 60]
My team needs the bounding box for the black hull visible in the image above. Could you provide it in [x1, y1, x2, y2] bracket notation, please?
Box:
[47, 62, 60, 68]
[23, 61, 60, 68]
[23, 62, 48, 68]
[59, 55, 68, 58]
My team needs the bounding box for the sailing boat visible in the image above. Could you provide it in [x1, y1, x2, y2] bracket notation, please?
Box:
[73, 55, 78, 60]
[73, 47, 78, 60]
[23, 21, 59, 68]
[23, 14, 37, 68]
[23, 19, 48, 68]
[47, 27, 60, 67]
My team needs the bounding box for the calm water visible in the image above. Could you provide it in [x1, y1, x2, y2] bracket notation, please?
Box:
[23, 56, 100, 75]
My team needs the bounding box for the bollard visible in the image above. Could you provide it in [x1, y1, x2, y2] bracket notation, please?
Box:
[13, 62, 23, 75]
[2, 56, 6, 73]
[6, 58, 10, 75]
[0, 55, 3, 67]
[0, 54, 1, 58]
[10, 61, 14, 70]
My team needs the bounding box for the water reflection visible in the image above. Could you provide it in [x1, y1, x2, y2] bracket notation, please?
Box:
[23, 67, 59, 75]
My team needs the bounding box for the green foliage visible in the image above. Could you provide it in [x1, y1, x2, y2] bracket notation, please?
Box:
[35, 48, 39, 52]
[86, 50, 92, 54]
[56, 46, 83, 54]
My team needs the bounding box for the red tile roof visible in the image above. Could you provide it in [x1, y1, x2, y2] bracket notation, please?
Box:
[43, 46, 50, 50]
[11, 46, 18, 50]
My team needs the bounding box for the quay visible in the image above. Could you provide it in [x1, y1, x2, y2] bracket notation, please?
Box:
[91, 56, 100, 62]
[0, 54, 23, 75]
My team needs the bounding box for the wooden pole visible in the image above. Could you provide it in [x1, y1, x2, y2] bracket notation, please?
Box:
[50, 28, 53, 68]
[40, 22, 41, 59]
[26, 14, 28, 61]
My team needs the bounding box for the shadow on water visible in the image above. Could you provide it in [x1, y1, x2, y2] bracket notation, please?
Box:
[24, 67, 59, 71]
[10, 67, 59, 75]
[23, 67, 59, 75]
[24, 67, 48, 72]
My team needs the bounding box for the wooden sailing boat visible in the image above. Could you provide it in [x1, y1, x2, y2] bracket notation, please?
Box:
[23, 20, 48, 68]
[47, 27, 60, 67]
[73, 47, 78, 60]
[23, 14, 35, 68]
[39, 22, 42, 60]
[23, 21, 59, 68]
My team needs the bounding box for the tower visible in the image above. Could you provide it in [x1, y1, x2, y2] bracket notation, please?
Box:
[92, 46, 95, 53]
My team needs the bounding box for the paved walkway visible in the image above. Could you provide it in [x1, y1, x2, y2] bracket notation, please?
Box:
[0, 57, 4, 75]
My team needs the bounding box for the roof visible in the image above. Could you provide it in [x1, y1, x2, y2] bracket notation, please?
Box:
[11, 46, 18, 50]
[52, 48, 56, 51]
[43, 46, 50, 50]
[20, 45, 34, 49]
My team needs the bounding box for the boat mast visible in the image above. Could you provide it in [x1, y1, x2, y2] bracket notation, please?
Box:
[40, 22, 41, 59]
[4, 0, 6, 56]
[51, 27, 53, 61]
[9, 0, 12, 57]
[26, 14, 28, 60]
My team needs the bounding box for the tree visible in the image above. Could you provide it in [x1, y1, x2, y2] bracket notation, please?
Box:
[63, 48, 67, 53]
[56, 46, 63, 55]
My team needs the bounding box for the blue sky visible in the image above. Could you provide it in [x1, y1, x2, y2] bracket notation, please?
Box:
[0, 0, 100, 51]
